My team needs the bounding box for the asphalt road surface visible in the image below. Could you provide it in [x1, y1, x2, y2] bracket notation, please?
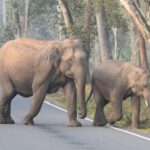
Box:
[0, 95, 150, 150]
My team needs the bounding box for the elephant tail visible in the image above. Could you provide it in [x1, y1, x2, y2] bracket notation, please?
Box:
[86, 79, 94, 105]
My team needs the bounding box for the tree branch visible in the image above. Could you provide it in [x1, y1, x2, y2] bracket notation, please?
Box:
[120, 0, 150, 42]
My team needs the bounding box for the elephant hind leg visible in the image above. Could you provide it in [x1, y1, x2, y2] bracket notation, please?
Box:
[93, 87, 108, 126]
[93, 99, 108, 126]
[0, 81, 16, 124]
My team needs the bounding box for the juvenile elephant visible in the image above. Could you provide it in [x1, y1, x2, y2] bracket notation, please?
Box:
[0, 38, 88, 127]
[87, 60, 150, 128]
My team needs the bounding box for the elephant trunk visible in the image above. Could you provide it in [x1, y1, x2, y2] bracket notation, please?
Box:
[75, 68, 87, 119]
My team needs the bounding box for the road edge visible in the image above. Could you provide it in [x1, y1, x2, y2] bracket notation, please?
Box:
[44, 100, 150, 142]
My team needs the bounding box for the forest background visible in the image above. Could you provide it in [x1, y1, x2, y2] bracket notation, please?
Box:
[0, 0, 150, 131]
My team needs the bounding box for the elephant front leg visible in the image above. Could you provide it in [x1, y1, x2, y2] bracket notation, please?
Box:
[21, 84, 47, 125]
[62, 79, 81, 127]
[108, 98, 123, 125]
[131, 96, 140, 128]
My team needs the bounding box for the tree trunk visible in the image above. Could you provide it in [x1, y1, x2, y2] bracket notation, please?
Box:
[95, 3, 112, 61]
[112, 27, 118, 59]
[2, 0, 6, 26]
[120, 0, 150, 43]
[57, 5, 64, 40]
[135, 0, 149, 70]
[137, 29, 149, 70]
[130, 21, 141, 67]
[12, 3, 22, 37]
[82, 0, 91, 56]
[73, 0, 77, 13]
[58, 0, 74, 37]
[24, 0, 29, 37]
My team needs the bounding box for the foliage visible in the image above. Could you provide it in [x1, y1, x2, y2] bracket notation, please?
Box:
[0, 0, 58, 44]
[104, 0, 128, 32]
[0, 24, 15, 45]
[58, 0, 96, 39]
[0, 0, 131, 60]
[92, 0, 128, 32]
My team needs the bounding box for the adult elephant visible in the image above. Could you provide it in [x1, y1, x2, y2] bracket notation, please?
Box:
[0, 38, 88, 127]
[87, 60, 150, 128]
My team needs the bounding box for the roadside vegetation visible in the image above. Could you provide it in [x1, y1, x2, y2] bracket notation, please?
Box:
[47, 84, 150, 134]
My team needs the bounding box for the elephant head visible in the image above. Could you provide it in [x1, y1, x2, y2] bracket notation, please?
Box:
[129, 68, 150, 108]
[59, 39, 88, 118]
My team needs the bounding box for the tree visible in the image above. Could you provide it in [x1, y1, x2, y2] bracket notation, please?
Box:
[95, 0, 112, 61]
[134, 0, 148, 70]
[58, 0, 74, 37]
[120, 0, 150, 42]
[24, 0, 30, 37]
[82, 0, 91, 55]
[58, 0, 92, 56]
[1, 0, 57, 39]
[137, 25, 149, 69]
[120, 0, 149, 69]
[2, 0, 6, 26]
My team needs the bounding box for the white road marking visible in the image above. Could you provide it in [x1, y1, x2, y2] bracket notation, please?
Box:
[106, 125, 150, 142]
[44, 101, 67, 112]
[44, 101, 150, 142]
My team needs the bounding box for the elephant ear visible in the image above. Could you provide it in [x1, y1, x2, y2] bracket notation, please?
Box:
[37, 42, 61, 68]
[128, 68, 144, 88]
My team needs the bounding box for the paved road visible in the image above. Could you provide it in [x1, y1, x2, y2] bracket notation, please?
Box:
[0, 95, 150, 150]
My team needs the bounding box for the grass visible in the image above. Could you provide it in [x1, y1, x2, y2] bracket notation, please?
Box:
[46, 84, 150, 134]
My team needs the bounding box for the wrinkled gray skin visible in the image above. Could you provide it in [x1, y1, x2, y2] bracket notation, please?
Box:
[87, 60, 150, 128]
[0, 38, 88, 127]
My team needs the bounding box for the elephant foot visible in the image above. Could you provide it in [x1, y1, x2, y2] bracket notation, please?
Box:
[93, 120, 107, 126]
[67, 119, 82, 127]
[107, 121, 115, 125]
[5, 116, 15, 124]
[93, 115, 107, 126]
[107, 117, 118, 125]
[108, 115, 122, 125]
[0, 117, 6, 124]
[93, 122, 107, 126]
[0, 116, 15, 124]
[21, 118, 35, 125]
[78, 110, 87, 119]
